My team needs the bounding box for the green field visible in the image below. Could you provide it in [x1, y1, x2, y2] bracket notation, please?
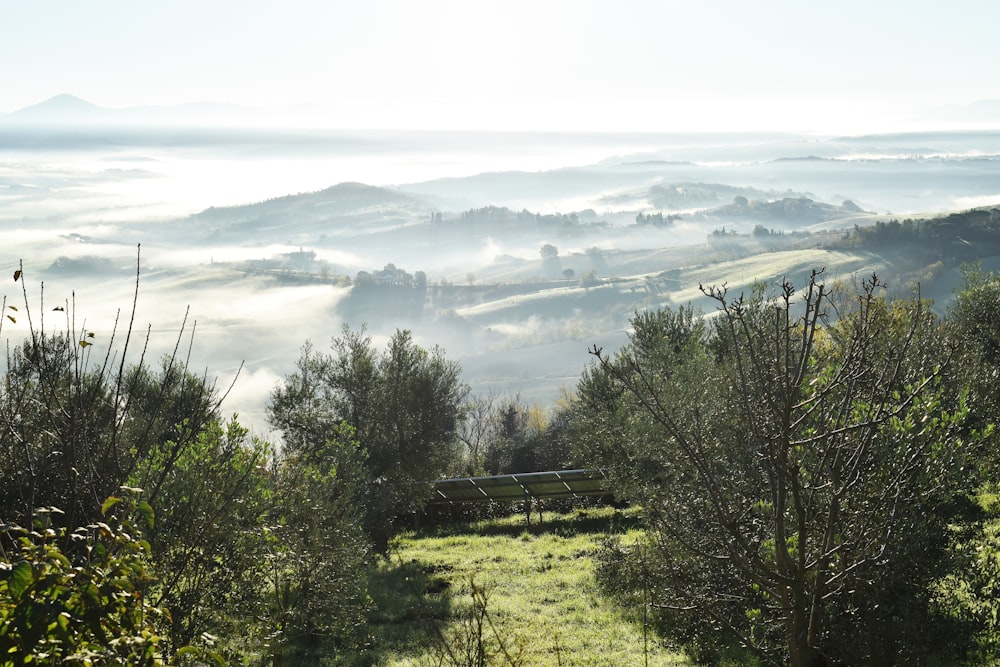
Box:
[292, 493, 1000, 667]
[360, 506, 689, 667]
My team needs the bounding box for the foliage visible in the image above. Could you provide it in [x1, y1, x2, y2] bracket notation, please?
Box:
[947, 264, 1000, 471]
[262, 421, 372, 664]
[0, 262, 221, 532]
[570, 271, 989, 665]
[133, 418, 273, 657]
[0, 261, 241, 663]
[933, 489, 1000, 660]
[0, 491, 176, 666]
[845, 207, 1000, 262]
[269, 326, 468, 550]
[0, 263, 387, 664]
[949, 263, 1000, 359]
[457, 394, 575, 477]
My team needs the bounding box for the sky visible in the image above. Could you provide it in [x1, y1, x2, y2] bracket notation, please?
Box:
[2, 1, 999, 132]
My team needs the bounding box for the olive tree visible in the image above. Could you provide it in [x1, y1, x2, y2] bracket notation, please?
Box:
[262, 421, 372, 665]
[269, 326, 468, 549]
[0, 259, 265, 662]
[572, 271, 987, 665]
[0, 261, 221, 531]
[947, 263, 1000, 467]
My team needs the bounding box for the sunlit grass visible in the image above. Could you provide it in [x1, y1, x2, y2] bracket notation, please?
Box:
[366, 506, 688, 666]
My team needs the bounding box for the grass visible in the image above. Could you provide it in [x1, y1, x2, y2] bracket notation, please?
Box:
[361, 506, 689, 667]
[331, 494, 1000, 666]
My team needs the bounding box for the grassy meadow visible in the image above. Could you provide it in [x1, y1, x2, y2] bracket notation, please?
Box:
[282, 492, 1000, 667]
[356, 506, 689, 667]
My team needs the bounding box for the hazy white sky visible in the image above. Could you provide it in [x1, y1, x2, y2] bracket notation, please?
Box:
[3, 0, 998, 132]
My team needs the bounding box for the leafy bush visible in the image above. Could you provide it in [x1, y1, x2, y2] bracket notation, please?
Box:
[0, 491, 176, 666]
[0, 262, 220, 532]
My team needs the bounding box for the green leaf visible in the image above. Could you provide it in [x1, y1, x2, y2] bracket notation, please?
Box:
[8, 561, 33, 598]
[56, 611, 70, 634]
[80, 581, 101, 606]
[101, 496, 121, 516]
[136, 501, 155, 529]
[49, 550, 72, 569]
[175, 646, 228, 667]
[138, 539, 152, 556]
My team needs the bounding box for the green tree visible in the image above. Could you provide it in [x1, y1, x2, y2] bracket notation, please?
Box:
[118, 358, 220, 498]
[477, 397, 570, 475]
[133, 418, 272, 658]
[269, 326, 468, 550]
[0, 260, 252, 662]
[262, 422, 371, 666]
[0, 265, 220, 532]
[948, 263, 1000, 458]
[571, 272, 987, 665]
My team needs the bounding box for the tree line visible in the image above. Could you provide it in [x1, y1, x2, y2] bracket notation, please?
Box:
[3, 257, 1000, 665]
[847, 207, 1000, 261]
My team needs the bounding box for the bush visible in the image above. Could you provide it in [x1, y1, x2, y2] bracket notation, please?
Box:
[0, 492, 179, 666]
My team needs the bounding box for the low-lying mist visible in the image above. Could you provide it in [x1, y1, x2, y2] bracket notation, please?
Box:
[3, 125, 1000, 437]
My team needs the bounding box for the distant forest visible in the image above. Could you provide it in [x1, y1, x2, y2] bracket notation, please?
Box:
[430, 205, 610, 237]
[846, 207, 1000, 257]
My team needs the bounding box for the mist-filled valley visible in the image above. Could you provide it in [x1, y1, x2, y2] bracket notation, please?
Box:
[4, 100, 1000, 435]
[8, 0, 1000, 659]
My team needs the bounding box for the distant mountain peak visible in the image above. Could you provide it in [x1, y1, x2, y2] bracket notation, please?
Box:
[10, 94, 103, 121]
[3, 94, 281, 127]
[48, 93, 93, 104]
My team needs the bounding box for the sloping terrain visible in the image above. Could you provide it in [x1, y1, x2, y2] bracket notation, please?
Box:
[6, 128, 999, 436]
[361, 507, 687, 667]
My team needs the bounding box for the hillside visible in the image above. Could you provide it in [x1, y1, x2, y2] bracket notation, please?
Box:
[36, 203, 992, 428]
[6, 123, 998, 436]
[351, 507, 687, 667]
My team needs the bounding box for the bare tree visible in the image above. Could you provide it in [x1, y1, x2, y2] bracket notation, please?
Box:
[575, 271, 983, 665]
